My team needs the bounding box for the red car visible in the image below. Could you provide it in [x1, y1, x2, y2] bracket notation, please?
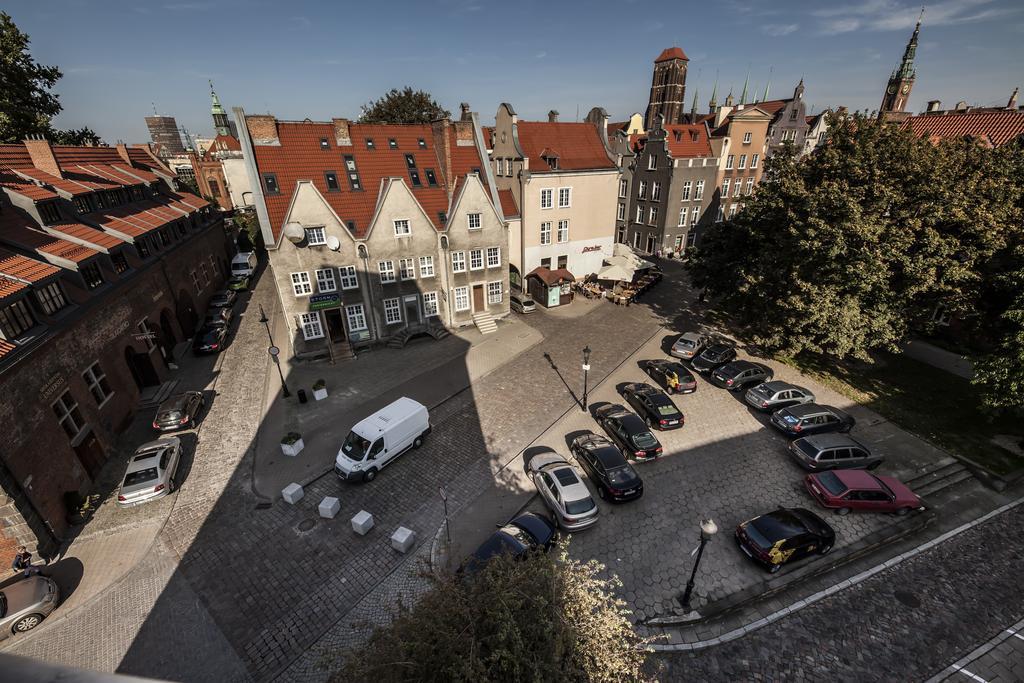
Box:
[804, 469, 923, 516]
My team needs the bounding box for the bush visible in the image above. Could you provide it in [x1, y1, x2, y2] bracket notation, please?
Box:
[281, 431, 302, 445]
[313, 379, 326, 391]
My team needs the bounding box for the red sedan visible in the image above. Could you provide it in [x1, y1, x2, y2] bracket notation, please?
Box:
[804, 469, 923, 516]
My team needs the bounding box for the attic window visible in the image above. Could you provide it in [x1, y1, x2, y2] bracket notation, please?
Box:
[405, 154, 417, 169]
[263, 174, 280, 195]
[418, 138, 427, 149]
[425, 169, 437, 186]
[344, 155, 362, 191]
[673, 131, 682, 142]
[409, 170, 422, 187]
[325, 171, 340, 192]
[438, 211, 447, 225]
[389, 139, 398, 149]
[365, 138, 375, 150]
[347, 221, 356, 233]
[542, 155, 558, 170]
[320, 137, 330, 150]
[471, 167, 481, 175]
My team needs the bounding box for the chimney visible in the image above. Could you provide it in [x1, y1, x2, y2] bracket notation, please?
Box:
[246, 114, 279, 145]
[926, 100, 941, 112]
[332, 118, 352, 146]
[24, 136, 62, 178]
[459, 102, 472, 121]
[954, 100, 969, 111]
[548, 110, 559, 123]
[1007, 87, 1019, 110]
[115, 142, 133, 166]
[431, 118, 453, 193]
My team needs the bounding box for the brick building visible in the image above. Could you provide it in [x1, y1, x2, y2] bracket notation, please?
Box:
[0, 139, 226, 565]
[144, 115, 186, 156]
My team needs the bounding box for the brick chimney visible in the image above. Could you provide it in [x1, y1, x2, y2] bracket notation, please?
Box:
[459, 102, 472, 122]
[430, 118, 453, 193]
[332, 118, 352, 146]
[246, 115, 279, 145]
[926, 100, 941, 112]
[547, 110, 559, 123]
[24, 136, 62, 178]
[115, 142, 133, 166]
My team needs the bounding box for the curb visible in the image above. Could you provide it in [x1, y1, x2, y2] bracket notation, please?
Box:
[924, 616, 1024, 682]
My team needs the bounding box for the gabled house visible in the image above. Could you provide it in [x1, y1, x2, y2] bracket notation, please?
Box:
[759, 80, 811, 156]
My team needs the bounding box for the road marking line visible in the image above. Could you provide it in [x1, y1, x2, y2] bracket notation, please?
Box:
[952, 664, 989, 683]
[1012, 632, 1024, 642]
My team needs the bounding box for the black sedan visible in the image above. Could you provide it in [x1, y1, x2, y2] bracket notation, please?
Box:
[204, 307, 232, 327]
[192, 323, 228, 354]
[621, 382, 684, 430]
[152, 391, 205, 431]
[769, 403, 856, 438]
[643, 359, 697, 394]
[691, 343, 737, 374]
[569, 432, 644, 502]
[594, 404, 663, 461]
[735, 507, 835, 574]
[709, 360, 774, 391]
[461, 512, 557, 574]
[208, 289, 237, 309]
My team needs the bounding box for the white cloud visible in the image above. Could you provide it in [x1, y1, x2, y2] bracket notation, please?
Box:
[535, 51, 547, 59]
[815, 0, 1018, 34]
[762, 23, 799, 36]
[821, 18, 862, 34]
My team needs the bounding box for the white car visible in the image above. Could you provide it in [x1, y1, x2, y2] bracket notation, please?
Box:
[670, 332, 708, 360]
[117, 438, 182, 507]
[528, 451, 598, 530]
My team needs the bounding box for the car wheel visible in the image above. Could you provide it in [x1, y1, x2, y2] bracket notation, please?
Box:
[646, 417, 654, 429]
[413, 436, 423, 449]
[597, 486, 606, 500]
[363, 468, 378, 483]
[896, 507, 911, 516]
[836, 507, 850, 516]
[768, 563, 781, 574]
[168, 478, 176, 493]
[819, 542, 833, 555]
[13, 613, 44, 633]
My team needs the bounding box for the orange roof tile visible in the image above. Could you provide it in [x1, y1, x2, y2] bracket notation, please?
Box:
[0, 211, 99, 264]
[12, 168, 94, 196]
[756, 99, 790, 117]
[654, 47, 688, 62]
[48, 221, 125, 250]
[0, 275, 27, 299]
[498, 189, 519, 218]
[901, 110, 1024, 147]
[0, 338, 17, 359]
[663, 124, 714, 158]
[0, 246, 60, 283]
[515, 121, 615, 171]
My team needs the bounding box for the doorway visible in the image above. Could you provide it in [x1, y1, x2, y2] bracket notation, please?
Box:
[73, 430, 106, 480]
[645, 234, 657, 254]
[403, 296, 420, 326]
[176, 289, 198, 334]
[324, 309, 346, 342]
[632, 231, 641, 249]
[124, 346, 159, 390]
[472, 284, 485, 312]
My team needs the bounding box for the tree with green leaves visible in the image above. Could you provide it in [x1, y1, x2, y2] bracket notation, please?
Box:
[359, 87, 450, 124]
[335, 542, 650, 682]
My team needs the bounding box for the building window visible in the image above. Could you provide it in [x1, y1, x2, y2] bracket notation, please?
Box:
[725, 155, 734, 170]
[291, 271, 312, 295]
[678, 208, 687, 227]
[83, 362, 112, 405]
[540, 189, 553, 209]
[467, 213, 482, 230]
[635, 205, 643, 223]
[540, 222, 552, 245]
[0, 299, 35, 337]
[425, 169, 438, 186]
[208, 178, 221, 198]
[557, 220, 569, 243]
[733, 181, 743, 198]
[38, 202, 60, 224]
[339, 265, 358, 290]
[409, 170, 422, 187]
[540, 257, 551, 269]
[745, 178, 754, 195]
[199, 264, 210, 287]
[738, 154, 747, 170]
[469, 249, 484, 271]
[729, 203, 739, 218]
[35, 282, 68, 315]
[52, 391, 85, 441]
[617, 203, 625, 221]
[722, 178, 731, 197]
[300, 312, 324, 340]
[346, 304, 367, 331]
[750, 154, 759, 169]
[383, 298, 402, 324]
[320, 137, 330, 150]
[422, 291, 439, 317]
[743, 132, 752, 144]
[716, 205, 725, 222]
[404, 153, 416, 168]
[691, 206, 700, 224]
[365, 138, 375, 150]
[558, 187, 571, 208]
[415, 256, 433, 278]
[451, 251, 466, 273]
[136, 239, 150, 259]
[619, 179, 627, 197]
[390, 139, 399, 150]
[305, 227, 327, 245]
[81, 261, 104, 290]
[695, 180, 705, 200]
[393, 219, 411, 237]
[418, 138, 427, 149]
[399, 258, 416, 280]
[647, 155, 657, 170]
[487, 246, 501, 268]
[316, 268, 337, 292]
[344, 155, 362, 190]
[487, 281, 502, 304]
[651, 182, 661, 201]
[378, 260, 396, 283]
[648, 207, 658, 225]
[557, 254, 568, 269]
[325, 172, 340, 191]
[453, 286, 470, 312]
[263, 174, 280, 195]
[638, 181, 647, 199]
[687, 231, 697, 248]
[191, 270, 201, 294]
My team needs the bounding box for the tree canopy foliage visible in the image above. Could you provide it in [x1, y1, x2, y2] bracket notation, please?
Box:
[335, 543, 649, 683]
[359, 87, 450, 124]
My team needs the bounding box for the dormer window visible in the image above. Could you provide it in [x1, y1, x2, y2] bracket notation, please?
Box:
[425, 169, 438, 186]
[690, 131, 699, 142]
[673, 131, 682, 142]
[438, 212, 448, 225]
[365, 138, 375, 150]
[542, 154, 558, 170]
[389, 138, 398, 149]
[418, 138, 427, 149]
[320, 137, 330, 150]
[344, 156, 362, 190]
[409, 170, 422, 187]
[94, 193, 105, 209]
[405, 154, 417, 169]
[647, 155, 656, 170]
[38, 202, 61, 224]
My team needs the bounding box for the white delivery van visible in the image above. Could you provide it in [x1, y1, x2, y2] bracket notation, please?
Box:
[335, 397, 430, 482]
[230, 252, 257, 277]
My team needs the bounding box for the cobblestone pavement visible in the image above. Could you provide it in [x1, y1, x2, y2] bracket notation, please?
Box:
[929, 616, 1024, 683]
[650, 502, 1024, 682]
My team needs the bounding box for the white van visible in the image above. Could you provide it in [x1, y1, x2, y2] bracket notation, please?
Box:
[231, 252, 257, 277]
[335, 397, 430, 482]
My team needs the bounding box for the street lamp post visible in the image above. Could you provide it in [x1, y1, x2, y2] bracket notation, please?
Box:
[259, 304, 291, 398]
[581, 345, 592, 412]
[679, 518, 718, 613]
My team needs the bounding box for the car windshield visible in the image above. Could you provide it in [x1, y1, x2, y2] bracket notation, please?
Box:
[782, 414, 800, 425]
[123, 468, 158, 486]
[815, 471, 848, 495]
[607, 465, 636, 486]
[632, 431, 658, 449]
[159, 410, 183, 422]
[565, 497, 595, 515]
[656, 405, 678, 416]
[342, 431, 370, 460]
[677, 339, 696, 349]
[498, 524, 532, 547]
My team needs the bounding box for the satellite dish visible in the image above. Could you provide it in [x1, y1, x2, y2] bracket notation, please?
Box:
[326, 235, 340, 251]
[284, 222, 304, 243]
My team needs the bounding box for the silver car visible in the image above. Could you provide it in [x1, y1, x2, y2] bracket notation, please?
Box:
[528, 451, 598, 530]
[0, 576, 60, 640]
[117, 437, 182, 507]
[744, 381, 816, 411]
[670, 332, 708, 359]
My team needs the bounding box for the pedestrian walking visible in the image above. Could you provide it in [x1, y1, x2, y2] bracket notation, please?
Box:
[11, 546, 44, 578]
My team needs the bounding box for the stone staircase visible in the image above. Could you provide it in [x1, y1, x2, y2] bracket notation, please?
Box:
[903, 459, 975, 499]
[472, 312, 498, 335]
[137, 379, 179, 409]
[386, 324, 450, 349]
[386, 329, 412, 349]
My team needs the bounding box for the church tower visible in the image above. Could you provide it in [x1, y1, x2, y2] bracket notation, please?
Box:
[645, 47, 689, 130]
[880, 12, 922, 120]
[210, 81, 231, 137]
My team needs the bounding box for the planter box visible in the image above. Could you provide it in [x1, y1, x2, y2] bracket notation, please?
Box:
[313, 388, 328, 401]
[281, 438, 304, 457]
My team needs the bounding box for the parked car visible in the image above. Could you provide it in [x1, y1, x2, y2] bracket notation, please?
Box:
[735, 507, 835, 574]
[510, 290, 536, 314]
[621, 382, 684, 430]
[117, 437, 182, 507]
[787, 433, 883, 472]
[192, 323, 228, 354]
[528, 451, 599, 530]
[0, 576, 60, 640]
[669, 332, 709, 360]
[594, 404, 663, 461]
[690, 343, 737, 374]
[204, 307, 232, 328]
[710, 360, 774, 391]
[208, 290, 237, 309]
[569, 432, 644, 502]
[769, 403, 855, 437]
[643, 359, 697, 394]
[461, 512, 557, 574]
[335, 397, 431, 482]
[231, 251, 257, 277]
[152, 391, 205, 432]
[227, 274, 250, 291]
[744, 381, 816, 412]
[805, 470, 923, 516]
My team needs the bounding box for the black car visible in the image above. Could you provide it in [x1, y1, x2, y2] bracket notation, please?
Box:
[594, 404, 663, 461]
[643, 359, 697, 395]
[710, 360, 774, 391]
[204, 307, 232, 328]
[770, 403, 856, 438]
[569, 433, 644, 502]
[152, 391, 205, 432]
[621, 382, 684, 430]
[461, 512, 557, 574]
[735, 507, 835, 574]
[691, 344, 737, 374]
[192, 324, 228, 354]
[208, 290, 237, 309]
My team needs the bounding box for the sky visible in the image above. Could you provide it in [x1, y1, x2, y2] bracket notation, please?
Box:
[6, 0, 1024, 145]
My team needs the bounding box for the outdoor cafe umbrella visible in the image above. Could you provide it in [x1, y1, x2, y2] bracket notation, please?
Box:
[597, 263, 634, 282]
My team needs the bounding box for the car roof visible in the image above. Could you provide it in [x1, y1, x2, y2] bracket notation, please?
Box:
[800, 433, 864, 449]
[158, 394, 190, 411]
[786, 403, 834, 417]
[509, 512, 555, 544]
[549, 465, 590, 501]
[597, 403, 631, 417]
[829, 469, 883, 490]
[704, 343, 732, 353]
[628, 382, 659, 395]
[750, 508, 808, 541]
[617, 412, 648, 432]
[680, 332, 703, 341]
[761, 380, 798, 392]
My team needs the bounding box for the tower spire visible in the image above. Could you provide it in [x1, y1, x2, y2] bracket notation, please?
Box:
[879, 10, 923, 118]
[691, 87, 699, 117]
[209, 80, 231, 137]
[709, 78, 718, 113]
[763, 66, 773, 102]
[740, 69, 749, 104]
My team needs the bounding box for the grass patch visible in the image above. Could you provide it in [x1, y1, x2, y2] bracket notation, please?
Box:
[783, 351, 1024, 477]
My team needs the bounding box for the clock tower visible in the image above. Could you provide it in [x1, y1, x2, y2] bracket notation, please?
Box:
[880, 12, 922, 121]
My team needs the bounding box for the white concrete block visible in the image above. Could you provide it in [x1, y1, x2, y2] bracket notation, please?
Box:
[351, 510, 374, 535]
[391, 526, 415, 552]
[318, 496, 340, 519]
[281, 483, 304, 504]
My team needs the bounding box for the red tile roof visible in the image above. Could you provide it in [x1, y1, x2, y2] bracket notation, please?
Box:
[0, 246, 60, 282]
[12, 168, 95, 196]
[515, 121, 615, 171]
[663, 124, 714, 158]
[654, 47, 688, 62]
[756, 99, 790, 117]
[901, 110, 1024, 147]
[48, 221, 125, 250]
[208, 134, 241, 153]
[0, 276, 27, 300]
[0, 172, 58, 201]
[0, 145, 32, 169]
[0, 338, 16, 359]
[527, 266, 575, 285]
[498, 189, 519, 218]
[0, 210, 99, 264]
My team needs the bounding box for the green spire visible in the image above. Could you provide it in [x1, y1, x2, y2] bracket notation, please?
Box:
[740, 71, 749, 104]
[209, 80, 231, 137]
[691, 87, 699, 115]
[709, 80, 718, 111]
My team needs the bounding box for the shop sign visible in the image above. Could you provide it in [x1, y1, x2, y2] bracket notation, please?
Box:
[349, 329, 372, 343]
[40, 373, 66, 400]
[581, 245, 602, 253]
[309, 293, 341, 311]
[547, 287, 561, 307]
